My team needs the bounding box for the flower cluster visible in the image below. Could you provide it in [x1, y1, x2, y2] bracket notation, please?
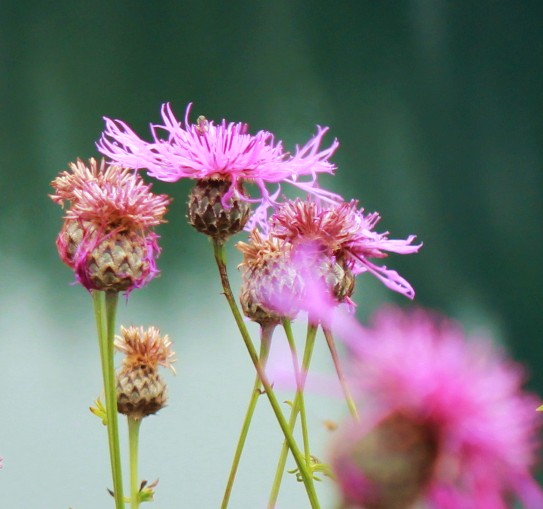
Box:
[50, 158, 171, 293]
[330, 307, 543, 509]
[236, 198, 420, 325]
[47, 102, 543, 509]
[95, 103, 421, 308]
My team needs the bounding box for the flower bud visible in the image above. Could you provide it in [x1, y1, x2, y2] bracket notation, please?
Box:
[114, 325, 176, 421]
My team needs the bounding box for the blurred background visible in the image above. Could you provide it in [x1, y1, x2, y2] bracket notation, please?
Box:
[1, 1, 542, 508]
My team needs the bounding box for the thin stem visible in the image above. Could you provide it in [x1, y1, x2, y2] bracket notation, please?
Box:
[212, 240, 320, 509]
[267, 323, 318, 509]
[92, 290, 125, 509]
[322, 327, 359, 420]
[128, 417, 142, 509]
[282, 319, 311, 464]
[221, 324, 274, 509]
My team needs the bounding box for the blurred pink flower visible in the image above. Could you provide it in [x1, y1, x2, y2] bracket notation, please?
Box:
[97, 103, 340, 226]
[330, 306, 543, 509]
[271, 199, 421, 298]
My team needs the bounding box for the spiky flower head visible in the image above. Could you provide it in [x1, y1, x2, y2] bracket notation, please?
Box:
[330, 307, 543, 509]
[97, 103, 341, 229]
[50, 158, 171, 293]
[115, 325, 176, 373]
[237, 230, 303, 324]
[270, 199, 421, 299]
[115, 325, 175, 420]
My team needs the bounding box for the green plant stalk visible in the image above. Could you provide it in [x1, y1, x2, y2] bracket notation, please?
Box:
[267, 323, 318, 509]
[221, 324, 274, 509]
[92, 290, 125, 509]
[282, 319, 311, 463]
[212, 240, 320, 509]
[128, 417, 142, 509]
[322, 327, 359, 420]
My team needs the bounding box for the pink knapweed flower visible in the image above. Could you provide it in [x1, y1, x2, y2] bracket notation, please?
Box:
[331, 306, 543, 509]
[50, 158, 171, 293]
[270, 199, 421, 299]
[97, 103, 340, 226]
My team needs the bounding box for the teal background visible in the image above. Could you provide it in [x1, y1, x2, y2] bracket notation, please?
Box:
[1, 2, 542, 508]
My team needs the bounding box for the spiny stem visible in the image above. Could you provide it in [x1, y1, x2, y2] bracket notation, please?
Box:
[322, 327, 359, 420]
[221, 324, 274, 509]
[212, 240, 320, 509]
[128, 417, 141, 509]
[267, 323, 318, 509]
[93, 290, 124, 509]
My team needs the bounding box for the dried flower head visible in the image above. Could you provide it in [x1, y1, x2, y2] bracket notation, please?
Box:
[97, 103, 340, 228]
[115, 325, 176, 373]
[50, 158, 171, 293]
[271, 199, 421, 299]
[237, 229, 292, 272]
[115, 325, 175, 420]
[50, 158, 134, 207]
[331, 307, 543, 509]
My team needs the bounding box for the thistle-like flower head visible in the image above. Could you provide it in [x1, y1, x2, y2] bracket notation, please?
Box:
[331, 306, 543, 509]
[50, 158, 171, 293]
[237, 230, 302, 324]
[97, 103, 341, 227]
[270, 199, 421, 298]
[115, 325, 175, 420]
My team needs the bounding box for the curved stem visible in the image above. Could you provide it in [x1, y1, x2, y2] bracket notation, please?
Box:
[128, 417, 141, 509]
[212, 240, 320, 509]
[221, 324, 274, 509]
[267, 323, 318, 509]
[93, 290, 124, 509]
[322, 327, 359, 420]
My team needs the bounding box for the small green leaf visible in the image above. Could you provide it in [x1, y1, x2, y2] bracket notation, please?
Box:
[90, 396, 108, 426]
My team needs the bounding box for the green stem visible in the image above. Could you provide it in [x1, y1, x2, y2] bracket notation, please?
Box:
[322, 327, 359, 420]
[92, 290, 124, 509]
[267, 323, 318, 509]
[128, 417, 142, 509]
[212, 240, 320, 509]
[221, 324, 274, 509]
[282, 319, 311, 464]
